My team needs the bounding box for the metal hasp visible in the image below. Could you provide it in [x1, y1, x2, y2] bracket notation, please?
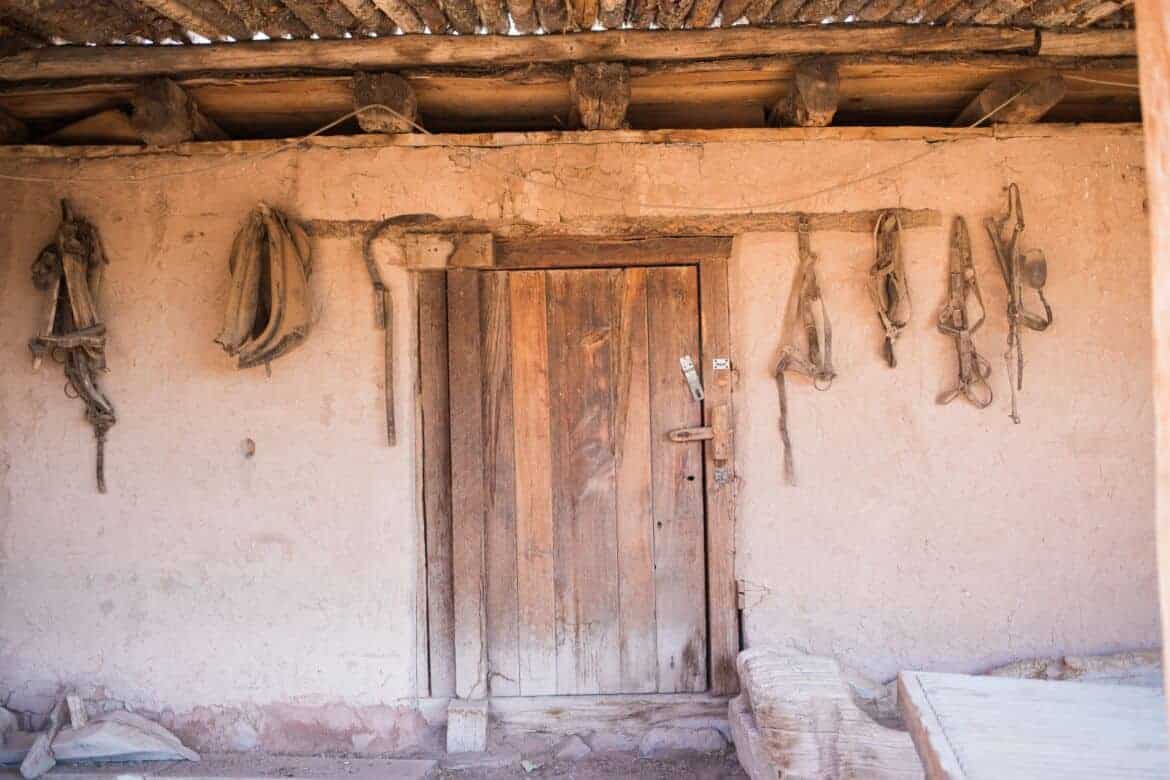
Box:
[937, 216, 993, 409]
[669, 403, 732, 482]
[679, 354, 704, 401]
[985, 183, 1053, 423]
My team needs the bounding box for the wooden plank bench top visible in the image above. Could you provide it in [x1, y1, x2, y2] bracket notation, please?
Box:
[898, 670, 1168, 779]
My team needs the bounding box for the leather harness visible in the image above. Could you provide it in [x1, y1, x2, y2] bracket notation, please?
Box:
[774, 216, 835, 485]
[985, 183, 1053, 423]
[29, 200, 115, 493]
[937, 216, 993, 409]
[869, 211, 911, 368]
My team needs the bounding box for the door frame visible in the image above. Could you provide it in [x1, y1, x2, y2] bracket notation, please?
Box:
[412, 232, 741, 700]
[369, 207, 931, 702]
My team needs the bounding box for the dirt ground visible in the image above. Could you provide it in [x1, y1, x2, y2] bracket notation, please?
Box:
[438, 751, 748, 779]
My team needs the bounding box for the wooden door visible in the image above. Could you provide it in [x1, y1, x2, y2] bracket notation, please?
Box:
[447, 266, 708, 697]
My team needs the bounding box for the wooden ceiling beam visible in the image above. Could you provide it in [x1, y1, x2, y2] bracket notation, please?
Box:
[368, 0, 425, 30]
[439, 0, 480, 33]
[401, 0, 450, 32]
[0, 25, 1048, 83]
[951, 70, 1066, 125]
[218, 0, 312, 38]
[0, 0, 101, 43]
[885, 0, 935, 21]
[504, 0, 539, 32]
[1038, 28, 1134, 55]
[686, 0, 719, 28]
[0, 52, 1137, 139]
[972, 0, 1035, 24]
[857, 0, 903, 21]
[135, 0, 252, 40]
[279, 0, 357, 37]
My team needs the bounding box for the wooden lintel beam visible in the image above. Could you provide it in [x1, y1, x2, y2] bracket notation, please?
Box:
[570, 63, 630, 130]
[952, 71, 1066, 126]
[769, 59, 839, 127]
[352, 72, 419, 133]
[496, 236, 733, 268]
[307, 206, 939, 246]
[0, 25, 1041, 84]
[131, 77, 229, 145]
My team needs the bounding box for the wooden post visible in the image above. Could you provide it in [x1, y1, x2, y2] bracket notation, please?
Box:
[0, 108, 28, 144]
[352, 72, 420, 134]
[447, 270, 489, 700]
[419, 273, 456, 697]
[130, 77, 228, 146]
[769, 60, 839, 127]
[951, 71, 1066, 127]
[699, 258, 741, 694]
[570, 63, 631, 131]
[1136, 0, 1170, 726]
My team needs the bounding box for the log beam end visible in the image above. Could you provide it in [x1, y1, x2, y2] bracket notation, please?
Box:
[570, 62, 631, 131]
[353, 72, 420, 134]
[953, 71, 1067, 127]
[769, 59, 840, 128]
[131, 77, 228, 146]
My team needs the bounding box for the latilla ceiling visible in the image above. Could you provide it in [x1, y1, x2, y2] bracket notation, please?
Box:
[0, 0, 1135, 48]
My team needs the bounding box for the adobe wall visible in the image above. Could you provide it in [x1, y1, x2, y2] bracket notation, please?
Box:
[0, 125, 1156, 752]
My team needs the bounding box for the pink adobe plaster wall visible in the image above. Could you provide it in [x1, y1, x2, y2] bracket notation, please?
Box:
[0, 126, 1157, 751]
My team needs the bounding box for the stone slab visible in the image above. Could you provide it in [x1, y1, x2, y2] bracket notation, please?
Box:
[898, 671, 1169, 780]
[445, 700, 488, 755]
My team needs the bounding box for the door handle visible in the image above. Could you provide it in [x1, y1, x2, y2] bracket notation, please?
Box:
[669, 427, 713, 443]
[668, 403, 731, 462]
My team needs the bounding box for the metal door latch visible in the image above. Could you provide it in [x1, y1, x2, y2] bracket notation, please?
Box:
[679, 355, 704, 401]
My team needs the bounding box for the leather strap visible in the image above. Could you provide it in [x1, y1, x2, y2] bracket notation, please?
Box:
[869, 211, 911, 368]
[774, 216, 835, 485]
[985, 183, 1053, 423]
[937, 216, 993, 409]
[29, 200, 115, 493]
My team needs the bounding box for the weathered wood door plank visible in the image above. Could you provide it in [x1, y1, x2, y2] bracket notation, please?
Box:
[509, 270, 559, 696]
[419, 273, 455, 698]
[447, 269, 488, 700]
[646, 266, 707, 693]
[547, 269, 623, 695]
[448, 262, 721, 697]
[481, 272, 521, 697]
[612, 268, 659, 694]
[698, 258, 740, 694]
